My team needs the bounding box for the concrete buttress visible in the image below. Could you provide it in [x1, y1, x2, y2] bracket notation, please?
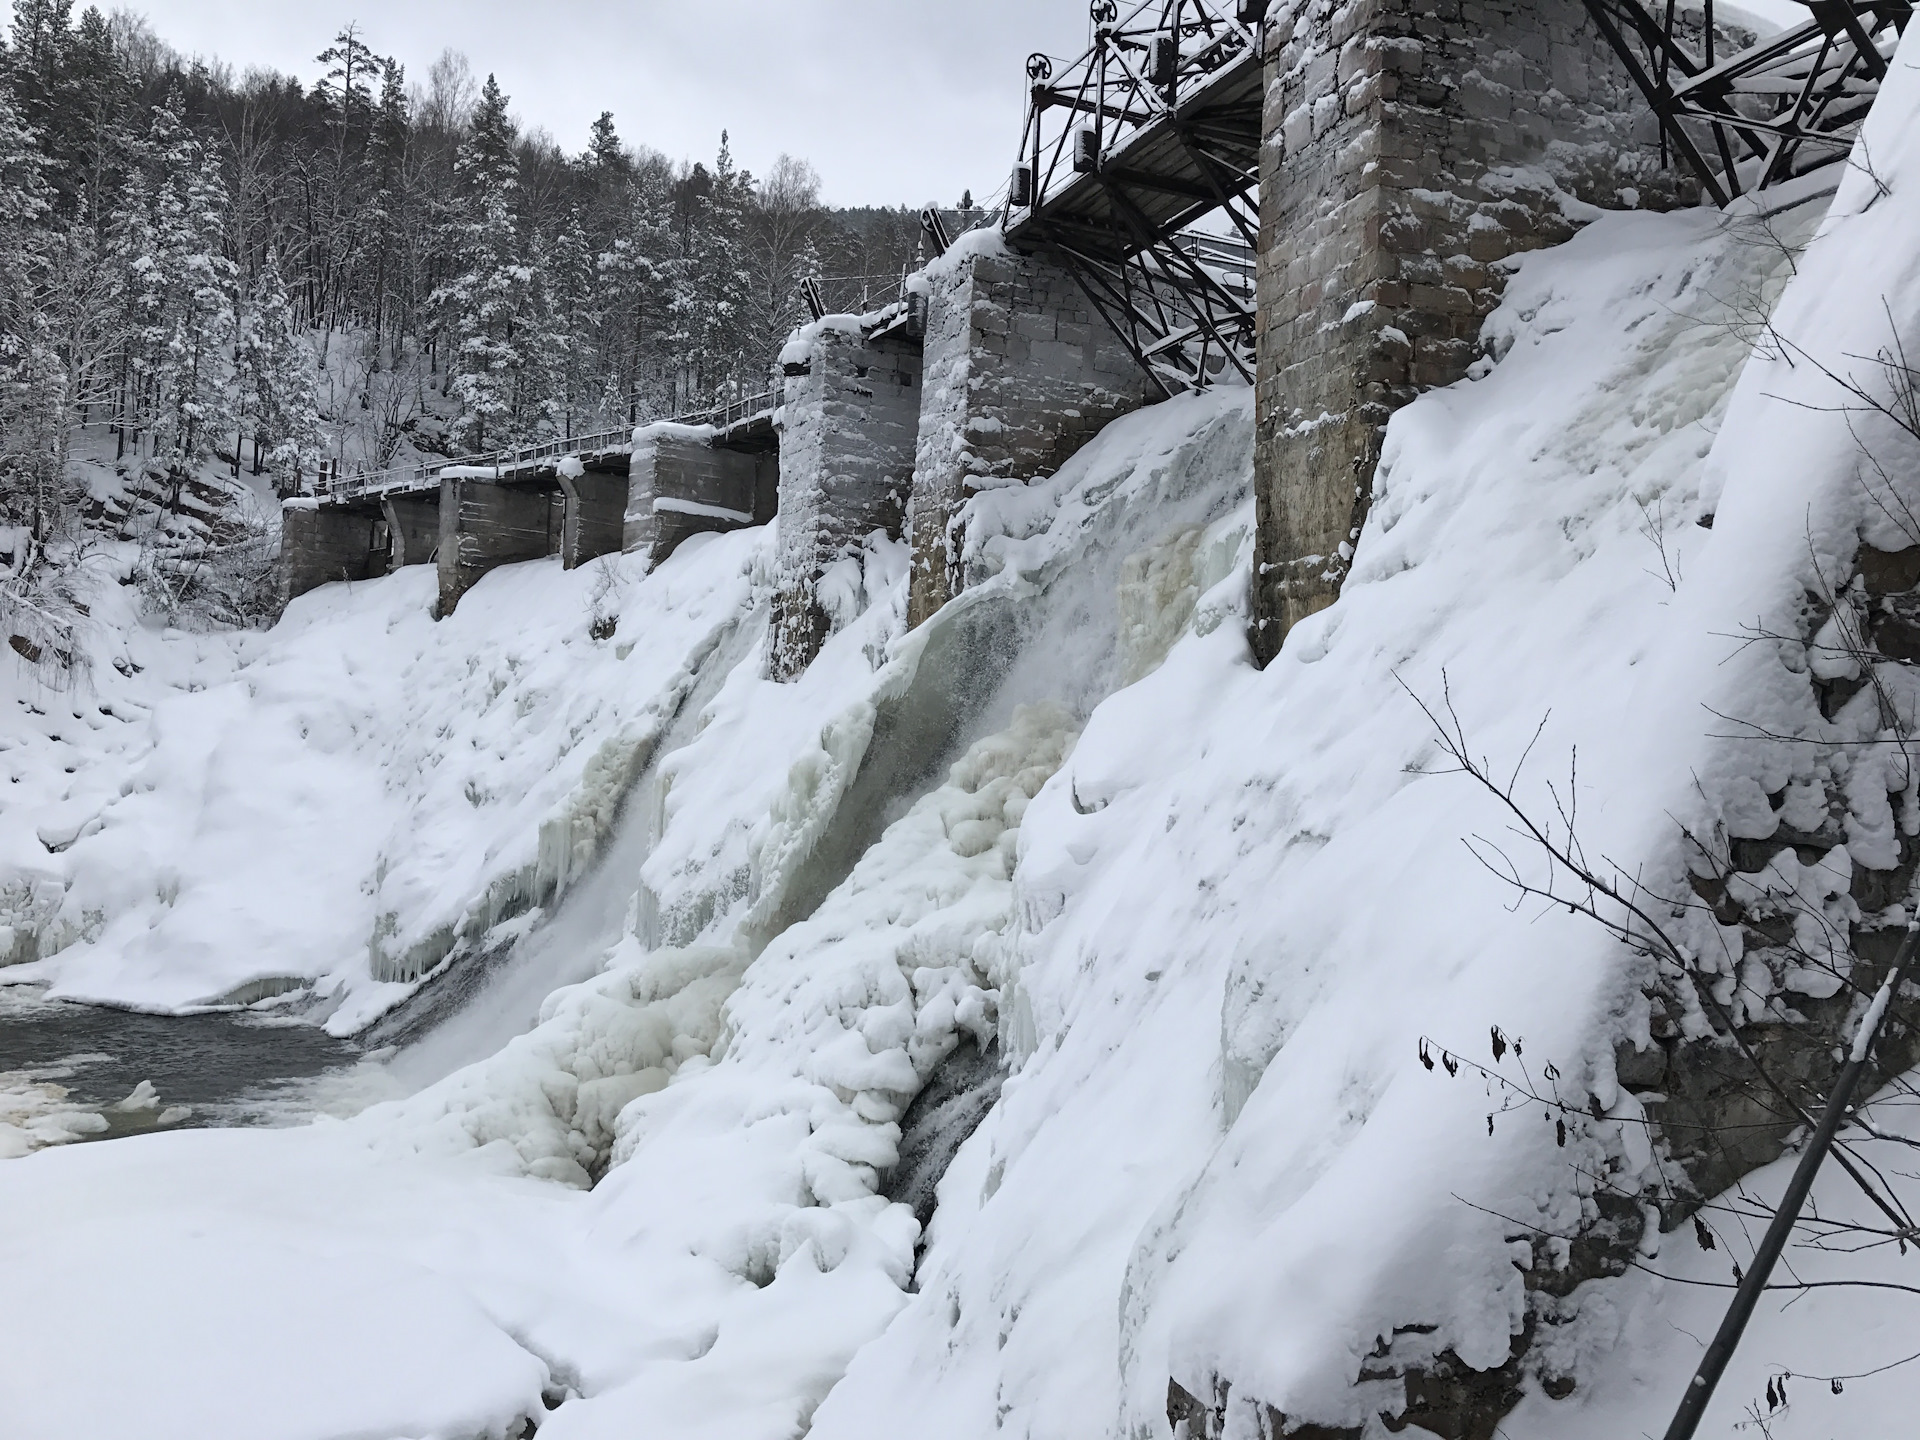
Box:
[769, 316, 923, 680]
[624, 425, 772, 568]
[906, 239, 1156, 628]
[559, 464, 628, 570]
[279, 502, 388, 605]
[381, 492, 439, 569]
[436, 476, 562, 617]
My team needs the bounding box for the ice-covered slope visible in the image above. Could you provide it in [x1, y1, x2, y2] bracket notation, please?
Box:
[0, 529, 758, 1029]
[0, 384, 1255, 1438]
[803, 206, 1822, 1440]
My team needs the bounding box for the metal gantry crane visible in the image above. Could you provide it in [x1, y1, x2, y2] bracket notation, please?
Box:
[1004, 0, 1268, 397]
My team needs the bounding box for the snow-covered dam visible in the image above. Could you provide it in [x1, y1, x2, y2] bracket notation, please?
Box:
[5, 4, 1920, 1440]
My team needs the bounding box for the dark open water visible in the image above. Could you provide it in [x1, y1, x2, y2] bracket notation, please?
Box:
[0, 985, 363, 1137]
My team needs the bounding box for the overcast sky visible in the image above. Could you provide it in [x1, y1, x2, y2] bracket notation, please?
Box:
[94, 1, 1096, 208]
[31, 1, 1808, 208]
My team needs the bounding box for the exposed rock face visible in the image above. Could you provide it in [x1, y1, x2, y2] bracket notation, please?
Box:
[1249, 0, 1714, 662]
[1620, 540, 1920, 1222]
[1171, 540, 1920, 1439]
[883, 1038, 1003, 1234]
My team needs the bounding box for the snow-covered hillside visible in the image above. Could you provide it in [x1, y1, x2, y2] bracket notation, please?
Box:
[6, 39, 1920, 1440]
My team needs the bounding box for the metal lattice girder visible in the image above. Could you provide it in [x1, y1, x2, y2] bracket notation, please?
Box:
[1582, 0, 1913, 205]
[1004, 0, 1265, 396]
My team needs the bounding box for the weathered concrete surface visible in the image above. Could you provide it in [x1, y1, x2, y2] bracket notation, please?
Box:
[436, 477, 562, 617]
[624, 425, 770, 568]
[279, 502, 387, 605]
[560, 464, 629, 570]
[1249, 0, 1715, 662]
[381, 492, 439, 569]
[770, 318, 923, 679]
[907, 241, 1155, 627]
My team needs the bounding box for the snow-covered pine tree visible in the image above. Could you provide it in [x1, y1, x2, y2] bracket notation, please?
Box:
[663, 133, 755, 411]
[137, 89, 236, 501]
[312, 24, 380, 340]
[544, 209, 595, 439]
[675, 132, 754, 405]
[0, 81, 71, 567]
[237, 248, 321, 492]
[99, 118, 155, 462]
[61, 6, 132, 231]
[433, 73, 539, 452]
[2, 0, 76, 208]
[366, 58, 410, 365]
[593, 124, 668, 420]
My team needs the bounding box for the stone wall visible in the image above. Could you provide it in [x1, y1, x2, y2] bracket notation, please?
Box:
[907, 239, 1156, 626]
[769, 318, 924, 679]
[1249, 0, 1713, 662]
[279, 501, 387, 604]
[436, 477, 562, 617]
[624, 425, 768, 568]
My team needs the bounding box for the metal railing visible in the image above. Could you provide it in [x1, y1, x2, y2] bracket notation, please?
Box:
[314, 426, 635, 503]
[1582, 0, 1912, 205]
[1006, 0, 1264, 396]
[311, 388, 782, 505]
[672, 389, 778, 433]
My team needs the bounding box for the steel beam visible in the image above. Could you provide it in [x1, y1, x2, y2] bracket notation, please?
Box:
[1581, 0, 1911, 202]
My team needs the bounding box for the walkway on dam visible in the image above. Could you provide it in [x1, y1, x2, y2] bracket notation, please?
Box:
[306, 389, 779, 509]
[279, 390, 781, 614]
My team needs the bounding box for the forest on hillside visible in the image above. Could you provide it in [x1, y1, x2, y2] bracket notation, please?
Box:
[0, 1, 966, 610]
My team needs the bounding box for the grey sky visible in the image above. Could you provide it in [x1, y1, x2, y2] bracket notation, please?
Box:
[51, 1, 1810, 207]
[108, 0, 1097, 208]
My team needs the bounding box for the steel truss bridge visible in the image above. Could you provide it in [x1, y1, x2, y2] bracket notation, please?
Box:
[1004, 0, 1267, 398]
[1582, 0, 1912, 205]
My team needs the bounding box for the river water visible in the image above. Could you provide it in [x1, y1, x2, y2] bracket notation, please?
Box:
[0, 984, 366, 1142]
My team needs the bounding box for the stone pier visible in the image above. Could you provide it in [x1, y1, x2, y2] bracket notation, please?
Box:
[624, 423, 776, 569]
[279, 501, 389, 604]
[436, 476, 563, 617]
[1249, 0, 1711, 662]
[769, 315, 924, 679]
[559, 461, 629, 570]
[381, 492, 439, 569]
[907, 242, 1154, 627]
